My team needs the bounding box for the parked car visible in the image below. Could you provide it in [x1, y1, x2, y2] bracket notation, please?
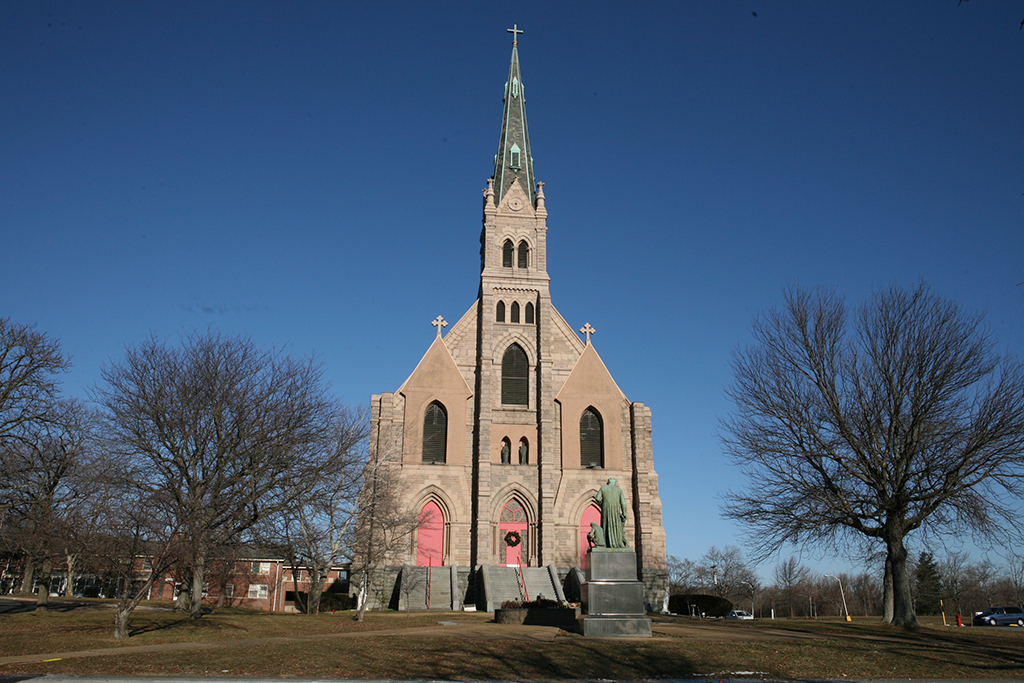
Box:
[972, 606, 1024, 626]
[726, 609, 754, 620]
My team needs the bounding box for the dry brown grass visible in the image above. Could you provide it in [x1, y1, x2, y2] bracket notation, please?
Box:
[2, 603, 1024, 679]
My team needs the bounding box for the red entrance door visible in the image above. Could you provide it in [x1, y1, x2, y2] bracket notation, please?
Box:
[417, 500, 444, 566]
[499, 499, 528, 566]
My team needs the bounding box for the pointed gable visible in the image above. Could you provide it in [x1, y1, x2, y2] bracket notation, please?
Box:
[398, 334, 472, 465]
[555, 343, 628, 471]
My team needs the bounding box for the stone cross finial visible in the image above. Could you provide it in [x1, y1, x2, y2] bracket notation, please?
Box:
[432, 316, 448, 338]
[580, 323, 596, 344]
[507, 24, 523, 45]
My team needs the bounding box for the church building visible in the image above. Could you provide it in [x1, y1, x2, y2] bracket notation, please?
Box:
[369, 30, 667, 589]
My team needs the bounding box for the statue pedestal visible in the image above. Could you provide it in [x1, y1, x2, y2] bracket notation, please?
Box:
[579, 549, 652, 637]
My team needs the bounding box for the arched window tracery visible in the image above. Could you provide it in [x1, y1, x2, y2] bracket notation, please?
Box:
[422, 401, 447, 464]
[580, 407, 603, 468]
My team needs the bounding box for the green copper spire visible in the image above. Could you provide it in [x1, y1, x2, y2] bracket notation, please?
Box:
[492, 25, 535, 207]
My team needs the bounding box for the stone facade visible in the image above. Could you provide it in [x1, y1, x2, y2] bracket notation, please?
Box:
[369, 35, 667, 579]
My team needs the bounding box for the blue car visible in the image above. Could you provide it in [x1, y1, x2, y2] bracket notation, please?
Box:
[972, 606, 1024, 626]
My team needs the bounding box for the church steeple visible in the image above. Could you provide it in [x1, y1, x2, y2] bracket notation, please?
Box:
[492, 25, 535, 207]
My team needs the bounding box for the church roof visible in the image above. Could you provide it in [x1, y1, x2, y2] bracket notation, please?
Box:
[492, 26, 535, 208]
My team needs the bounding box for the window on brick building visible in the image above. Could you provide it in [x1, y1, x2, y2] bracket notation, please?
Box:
[248, 584, 269, 599]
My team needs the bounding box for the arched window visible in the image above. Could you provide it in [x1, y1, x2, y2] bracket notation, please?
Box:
[580, 407, 603, 468]
[525, 302, 535, 324]
[518, 241, 529, 269]
[422, 402, 447, 464]
[501, 344, 529, 405]
[496, 301, 505, 322]
[510, 302, 520, 323]
[502, 240, 514, 268]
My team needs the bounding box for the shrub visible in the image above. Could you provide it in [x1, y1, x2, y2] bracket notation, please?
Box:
[318, 591, 356, 611]
[669, 593, 733, 617]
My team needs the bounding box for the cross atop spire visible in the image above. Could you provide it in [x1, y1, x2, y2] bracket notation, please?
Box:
[491, 26, 534, 207]
[507, 24, 523, 46]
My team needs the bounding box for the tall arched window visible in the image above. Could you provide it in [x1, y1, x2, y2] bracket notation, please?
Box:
[525, 302, 535, 324]
[580, 407, 603, 468]
[502, 240, 514, 268]
[510, 302, 520, 323]
[501, 344, 529, 405]
[496, 301, 505, 322]
[518, 241, 529, 268]
[422, 401, 447, 464]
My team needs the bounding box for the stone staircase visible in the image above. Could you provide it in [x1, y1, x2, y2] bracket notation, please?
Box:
[397, 565, 455, 611]
[481, 565, 566, 611]
[522, 567, 559, 602]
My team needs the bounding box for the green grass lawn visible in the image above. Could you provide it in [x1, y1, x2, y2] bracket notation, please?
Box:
[2, 603, 1023, 679]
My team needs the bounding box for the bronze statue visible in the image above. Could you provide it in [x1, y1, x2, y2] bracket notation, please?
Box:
[595, 477, 628, 548]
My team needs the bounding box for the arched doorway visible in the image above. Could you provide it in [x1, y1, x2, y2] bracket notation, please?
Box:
[417, 500, 445, 566]
[579, 504, 601, 565]
[499, 499, 529, 567]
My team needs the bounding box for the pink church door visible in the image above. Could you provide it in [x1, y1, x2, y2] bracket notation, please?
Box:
[579, 504, 601, 565]
[417, 500, 445, 566]
[499, 499, 528, 567]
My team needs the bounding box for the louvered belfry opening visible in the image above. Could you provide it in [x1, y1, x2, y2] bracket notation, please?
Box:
[502, 240, 514, 268]
[525, 302, 534, 324]
[496, 301, 506, 322]
[580, 407, 603, 468]
[518, 241, 529, 268]
[501, 343, 529, 405]
[422, 401, 447, 463]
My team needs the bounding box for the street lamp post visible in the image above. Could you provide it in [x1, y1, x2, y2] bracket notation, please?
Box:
[824, 574, 851, 622]
[741, 580, 755, 617]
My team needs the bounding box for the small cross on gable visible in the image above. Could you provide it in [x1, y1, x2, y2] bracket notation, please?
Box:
[580, 323, 596, 344]
[432, 316, 448, 338]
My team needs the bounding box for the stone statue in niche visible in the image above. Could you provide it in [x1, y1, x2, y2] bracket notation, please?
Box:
[501, 440, 511, 464]
[518, 439, 528, 464]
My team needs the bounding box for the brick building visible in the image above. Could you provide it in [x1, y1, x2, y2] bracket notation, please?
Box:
[369, 31, 667, 591]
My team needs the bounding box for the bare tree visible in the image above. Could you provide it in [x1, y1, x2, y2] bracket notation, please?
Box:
[774, 556, 811, 617]
[700, 545, 757, 601]
[722, 283, 1024, 628]
[0, 319, 69, 454]
[0, 399, 97, 608]
[667, 555, 700, 595]
[276, 406, 368, 614]
[96, 331, 339, 620]
[351, 424, 417, 621]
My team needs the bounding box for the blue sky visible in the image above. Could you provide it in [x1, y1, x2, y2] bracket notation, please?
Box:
[3, 1, 1022, 579]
